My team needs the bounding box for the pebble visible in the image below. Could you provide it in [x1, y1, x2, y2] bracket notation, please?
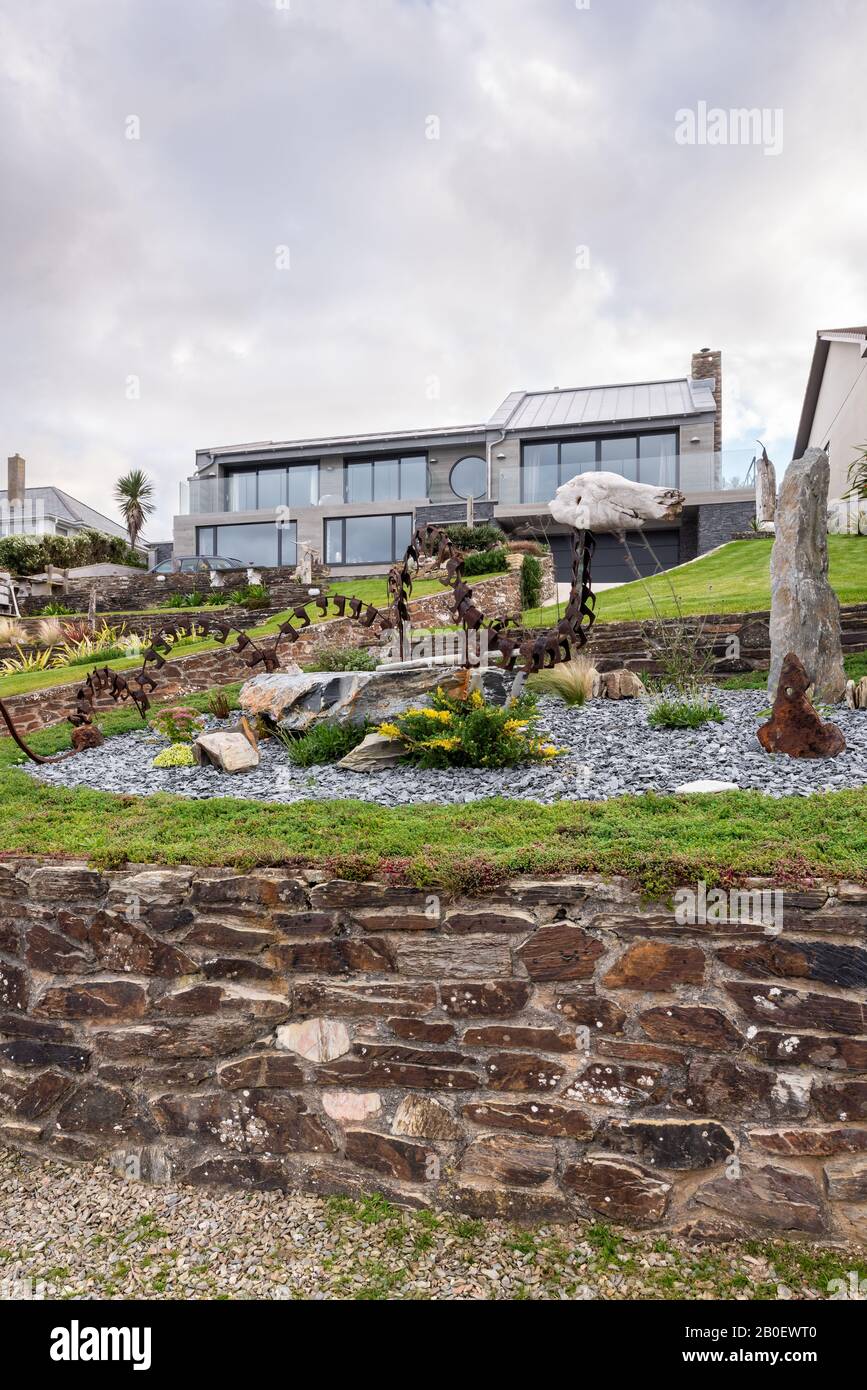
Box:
[0, 1146, 844, 1302]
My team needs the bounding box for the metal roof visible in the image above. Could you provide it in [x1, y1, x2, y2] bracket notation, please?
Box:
[0, 486, 128, 540]
[488, 377, 716, 432]
[198, 423, 487, 467]
[196, 373, 716, 471]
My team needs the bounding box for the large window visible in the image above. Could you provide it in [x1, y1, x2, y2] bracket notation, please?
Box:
[344, 454, 427, 503]
[197, 520, 297, 567]
[325, 514, 412, 566]
[521, 433, 678, 502]
[225, 463, 319, 512]
[449, 456, 487, 500]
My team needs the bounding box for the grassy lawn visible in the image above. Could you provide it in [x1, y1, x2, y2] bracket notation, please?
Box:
[0, 571, 503, 701]
[0, 692, 864, 889]
[523, 535, 867, 626]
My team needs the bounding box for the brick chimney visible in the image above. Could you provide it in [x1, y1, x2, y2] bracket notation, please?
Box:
[690, 349, 722, 454]
[6, 454, 26, 508]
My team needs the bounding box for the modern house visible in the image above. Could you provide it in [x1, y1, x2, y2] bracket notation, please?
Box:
[175, 349, 755, 583]
[0, 454, 130, 544]
[794, 326, 867, 506]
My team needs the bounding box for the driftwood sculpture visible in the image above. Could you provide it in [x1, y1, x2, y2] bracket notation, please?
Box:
[0, 474, 685, 764]
[757, 652, 846, 758]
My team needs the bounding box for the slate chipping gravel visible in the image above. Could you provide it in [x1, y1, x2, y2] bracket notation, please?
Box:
[0, 1147, 854, 1301]
[25, 692, 867, 805]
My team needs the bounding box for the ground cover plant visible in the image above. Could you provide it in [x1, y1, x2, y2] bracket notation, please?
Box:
[277, 720, 370, 766]
[647, 696, 726, 730]
[302, 647, 379, 672]
[152, 743, 196, 768]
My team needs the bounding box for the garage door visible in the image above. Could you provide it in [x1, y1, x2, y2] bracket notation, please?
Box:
[550, 530, 680, 584]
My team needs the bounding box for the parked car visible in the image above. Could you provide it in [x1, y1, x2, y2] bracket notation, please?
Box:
[149, 555, 247, 575]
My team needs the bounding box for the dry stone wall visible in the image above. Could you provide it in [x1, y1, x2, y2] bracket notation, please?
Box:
[1, 859, 865, 1239]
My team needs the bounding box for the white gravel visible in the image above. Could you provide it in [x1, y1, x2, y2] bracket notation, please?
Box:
[24, 692, 867, 805]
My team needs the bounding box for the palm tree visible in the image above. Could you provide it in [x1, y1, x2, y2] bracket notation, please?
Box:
[844, 447, 867, 500]
[114, 469, 155, 550]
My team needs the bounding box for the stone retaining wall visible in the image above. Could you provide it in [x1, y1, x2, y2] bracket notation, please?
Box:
[1, 860, 864, 1239]
[19, 566, 329, 617]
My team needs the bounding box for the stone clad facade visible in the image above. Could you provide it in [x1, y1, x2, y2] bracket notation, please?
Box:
[1, 859, 865, 1239]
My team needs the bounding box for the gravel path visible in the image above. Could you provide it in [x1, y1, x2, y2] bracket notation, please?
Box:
[26, 692, 867, 805]
[0, 1147, 855, 1301]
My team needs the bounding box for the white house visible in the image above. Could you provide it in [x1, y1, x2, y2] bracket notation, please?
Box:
[794, 327, 867, 529]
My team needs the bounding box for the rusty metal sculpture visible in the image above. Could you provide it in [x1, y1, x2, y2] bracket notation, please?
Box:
[757, 652, 846, 758]
[0, 524, 597, 764]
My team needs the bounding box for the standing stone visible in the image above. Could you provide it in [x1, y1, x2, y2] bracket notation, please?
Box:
[755, 442, 776, 529]
[768, 449, 846, 702]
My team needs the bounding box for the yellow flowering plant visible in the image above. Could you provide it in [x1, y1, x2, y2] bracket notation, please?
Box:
[376, 684, 558, 770]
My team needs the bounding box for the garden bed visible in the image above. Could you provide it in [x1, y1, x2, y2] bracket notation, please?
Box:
[24, 691, 867, 804]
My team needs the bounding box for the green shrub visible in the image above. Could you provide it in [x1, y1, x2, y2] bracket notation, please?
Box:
[152, 743, 196, 768]
[277, 720, 370, 766]
[232, 582, 271, 609]
[149, 706, 206, 743]
[162, 591, 197, 609]
[0, 644, 54, 674]
[303, 647, 378, 672]
[519, 554, 543, 610]
[378, 686, 558, 770]
[461, 547, 507, 577]
[0, 528, 144, 576]
[40, 602, 75, 616]
[442, 522, 504, 552]
[647, 697, 726, 730]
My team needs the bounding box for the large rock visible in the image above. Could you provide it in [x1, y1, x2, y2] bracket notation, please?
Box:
[845, 676, 867, 710]
[239, 665, 517, 731]
[593, 669, 646, 700]
[768, 449, 846, 702]
[194, 721, 260, 773]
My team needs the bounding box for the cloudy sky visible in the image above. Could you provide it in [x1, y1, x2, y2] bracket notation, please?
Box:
[2, 0, 866, 538]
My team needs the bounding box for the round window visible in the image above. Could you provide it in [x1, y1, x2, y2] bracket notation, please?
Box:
[449, 456, 487, 500]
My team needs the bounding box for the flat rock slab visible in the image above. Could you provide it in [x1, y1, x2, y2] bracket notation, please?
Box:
[675, 779, 738, 793]
[240, 665, 517, 731]
[338, 732, 406, 771]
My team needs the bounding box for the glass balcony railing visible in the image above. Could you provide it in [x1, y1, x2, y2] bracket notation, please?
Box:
[494, 450, 757, 507]
[179, 473, 325, 515]
[179, 449, 759, 516]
